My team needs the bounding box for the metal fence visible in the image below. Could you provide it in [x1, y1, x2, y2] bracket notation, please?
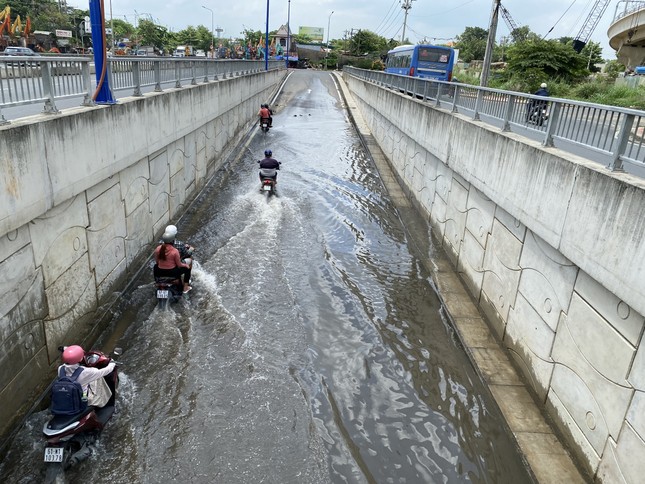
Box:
[343, 66, 645, 175]
[0, 55, 284, 125]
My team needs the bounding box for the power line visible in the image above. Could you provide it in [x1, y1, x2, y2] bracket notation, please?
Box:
[374, 0, 400, 34]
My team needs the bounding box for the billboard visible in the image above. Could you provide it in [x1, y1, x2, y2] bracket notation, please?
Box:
[298, 26, 324, 42]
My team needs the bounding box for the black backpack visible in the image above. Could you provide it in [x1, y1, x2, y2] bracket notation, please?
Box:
[50, 367, 88, 416]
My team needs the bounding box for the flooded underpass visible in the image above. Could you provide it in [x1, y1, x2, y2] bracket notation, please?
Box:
[0, 70, 534, 483]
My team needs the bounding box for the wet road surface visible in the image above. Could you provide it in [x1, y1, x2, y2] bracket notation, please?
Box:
[0, 70, 533, 484]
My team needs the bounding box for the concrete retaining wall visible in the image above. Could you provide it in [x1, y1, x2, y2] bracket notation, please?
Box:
[0, 68, 285, 441]
[344, 72, 645, 483]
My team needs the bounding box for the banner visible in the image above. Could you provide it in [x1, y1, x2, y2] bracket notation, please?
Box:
[298, 26, 324, 42]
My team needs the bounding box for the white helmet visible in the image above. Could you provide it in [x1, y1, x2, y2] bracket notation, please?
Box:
[165, 225, 178, 237]
[540, 83, 547, 88]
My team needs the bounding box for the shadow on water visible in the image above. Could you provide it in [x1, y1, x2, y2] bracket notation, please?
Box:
[0, 70, 533, 484]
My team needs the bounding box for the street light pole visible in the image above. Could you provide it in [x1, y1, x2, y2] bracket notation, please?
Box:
[202, 5, 214, 58]
[325, 11, 333, 70]
[286, 0, 291, 68]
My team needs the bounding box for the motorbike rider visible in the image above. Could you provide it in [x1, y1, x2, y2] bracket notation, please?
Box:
[57, 345, 115, 408]
[154, 231, 192, 293]
[163, 224, 194, 260]
[258, 149, 280, 184]
[264, 103, 274, 127]
[258, 104, 271, 127]
[526, 82, 549, 121]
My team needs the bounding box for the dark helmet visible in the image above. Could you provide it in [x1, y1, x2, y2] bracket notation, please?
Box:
[264, 149, 272, 157]
[262, 103, 268, 108]
[162, 231, 175, 243]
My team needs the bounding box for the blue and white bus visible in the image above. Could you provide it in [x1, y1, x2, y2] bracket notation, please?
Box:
[385, 44, 457, 81]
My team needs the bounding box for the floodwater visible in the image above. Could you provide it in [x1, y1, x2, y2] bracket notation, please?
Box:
[0, 70, 533, 484]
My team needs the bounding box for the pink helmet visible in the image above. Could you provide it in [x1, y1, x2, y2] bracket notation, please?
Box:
[62, 345, 85, 364]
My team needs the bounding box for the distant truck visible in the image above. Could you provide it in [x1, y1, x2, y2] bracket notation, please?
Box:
[173, 45, 194, 57]
[136, 46, 154, 56]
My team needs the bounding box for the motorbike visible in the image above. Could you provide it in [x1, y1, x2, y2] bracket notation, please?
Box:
[42, 347, 121, 483]
[526, 102, 549, 127]
[154, 239, 195, 308]
[260, 117, 270, 132]
[258, 164, 280, 197]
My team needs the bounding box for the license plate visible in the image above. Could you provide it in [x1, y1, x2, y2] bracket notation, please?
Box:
[157, 289, 169, 299]
[263, 184, 272, 191]
[44, 447, 63, 462]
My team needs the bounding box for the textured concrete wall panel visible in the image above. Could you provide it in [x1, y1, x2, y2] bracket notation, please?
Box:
[86, 184, 126, 286]
[444, 177, 468, 258]
[519, 233, 578, 332]
[30, 195, 89, 288]
[551, 314, 634, 451]
[149, 150, 171, 233]
[465, 187, 494, 250]
[505, 292, 555, 400]
[120, 158, 150, 217]
[457, 229, 485, 301]
[575, 270, 644, 346]
[547, 376, 602, 473]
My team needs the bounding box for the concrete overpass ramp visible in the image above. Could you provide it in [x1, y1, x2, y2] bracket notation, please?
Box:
[608, 1, 645, 68]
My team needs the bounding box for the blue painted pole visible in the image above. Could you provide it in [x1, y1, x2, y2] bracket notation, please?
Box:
[286, 0, 290, 68]
[265, 0, 269, 70]
[89, 0, 116, 103]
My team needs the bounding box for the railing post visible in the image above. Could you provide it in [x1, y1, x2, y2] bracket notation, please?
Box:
[0, 105, 8, 125]
[473, 90, 483, 121]
[203, 61, 210, 82]
[41, 61, 59, 114]
[191, 61, 197, 85]
[81, 61, 94, 106]
[423, 81, 428, 102]
[608, 113, 633, 171]
[154, 61, 162, 92]
[451, 86, 459, 113]
[502, 94, 515, 132]
[175, 61, 181, 88]
[132, 62, 143, 96]
[213, 61, 219, 80]
[435, 83, 443, 108]
[542, 101, 560, 147]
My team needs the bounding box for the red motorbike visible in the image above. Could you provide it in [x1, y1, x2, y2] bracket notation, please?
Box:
[42, 347, 120, 483]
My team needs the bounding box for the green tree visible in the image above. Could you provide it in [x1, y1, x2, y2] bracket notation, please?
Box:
[455, 26, 488, 62]
[506, 39, 588, 88]
[349, 30, 388, 56]
[136, 19, 167, 49]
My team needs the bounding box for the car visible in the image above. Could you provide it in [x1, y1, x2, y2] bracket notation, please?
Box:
[2, 46, 38, 56]
[1, 46, 40, 67]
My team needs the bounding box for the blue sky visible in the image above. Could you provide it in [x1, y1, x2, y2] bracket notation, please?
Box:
[77, 0, 620, 58]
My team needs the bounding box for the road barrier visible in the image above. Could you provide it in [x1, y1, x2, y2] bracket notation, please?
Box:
[344, 66, 645, 175]
[0, 55, 284, 125]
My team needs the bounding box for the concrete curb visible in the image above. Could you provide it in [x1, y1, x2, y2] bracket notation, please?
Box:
[330, 70, 589, 484]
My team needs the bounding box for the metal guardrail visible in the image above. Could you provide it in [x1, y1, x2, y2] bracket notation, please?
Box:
[613, 1, 645, 23]
[343, 66, 645, 174]
[0, 56, 284, 125]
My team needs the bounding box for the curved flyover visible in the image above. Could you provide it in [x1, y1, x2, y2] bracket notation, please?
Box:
[608, 1, 645, 68]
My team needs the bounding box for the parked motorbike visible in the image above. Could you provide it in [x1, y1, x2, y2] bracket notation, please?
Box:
[260, 117, 270, 132]
[42, 347, 121, 483]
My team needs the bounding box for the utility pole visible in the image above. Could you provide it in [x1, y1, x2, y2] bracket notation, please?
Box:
[401, 0, 416, 43]
[480, 0, 500, 87]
